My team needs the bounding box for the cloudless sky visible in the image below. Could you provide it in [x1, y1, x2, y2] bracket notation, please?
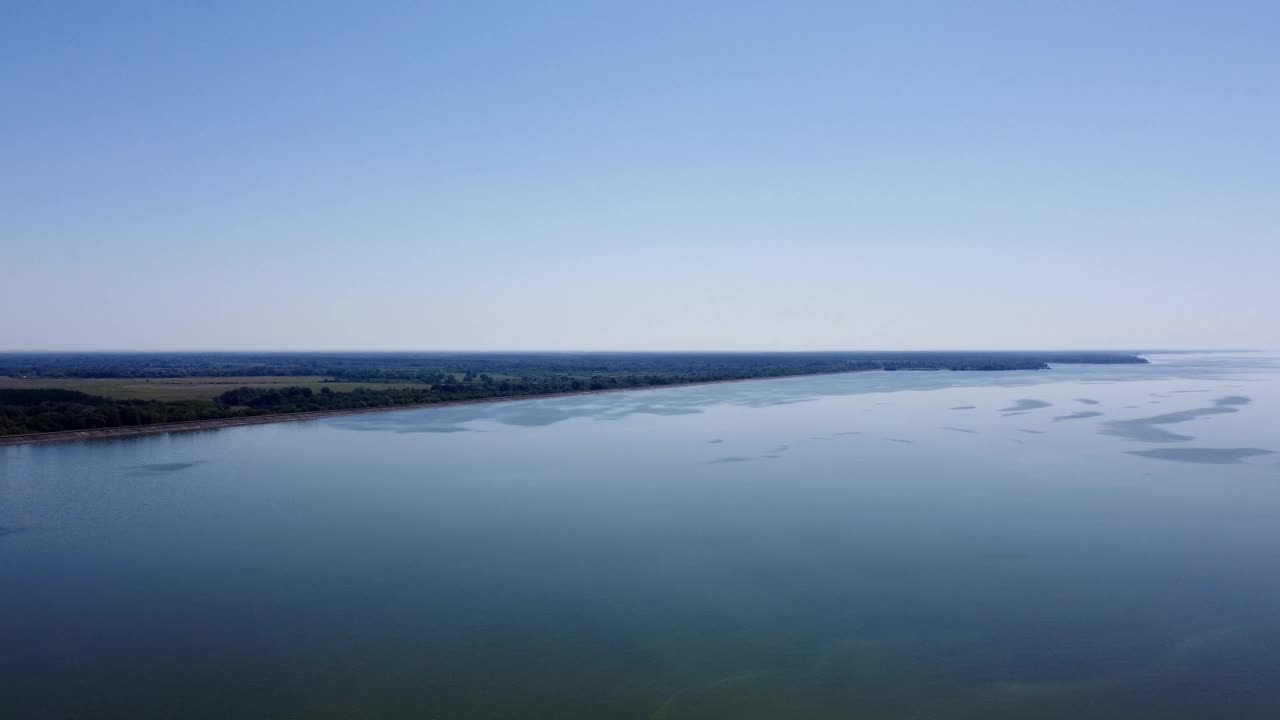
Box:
[4, 1, 1277, 351]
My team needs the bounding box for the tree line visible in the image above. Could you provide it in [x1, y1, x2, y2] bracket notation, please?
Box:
[0, 351, 1147, 382]
[1, 351, 1151, 436]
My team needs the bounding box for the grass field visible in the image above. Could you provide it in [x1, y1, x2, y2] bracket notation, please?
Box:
[0, 376, 428, 402]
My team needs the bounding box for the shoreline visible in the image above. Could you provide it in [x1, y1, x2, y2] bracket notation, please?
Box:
[0, 369, 880, 447]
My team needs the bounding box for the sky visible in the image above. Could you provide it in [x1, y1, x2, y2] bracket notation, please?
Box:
[3, 1, 1277, 351]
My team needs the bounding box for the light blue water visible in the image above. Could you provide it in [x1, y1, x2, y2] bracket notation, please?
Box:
[3, 353, 1279, 718]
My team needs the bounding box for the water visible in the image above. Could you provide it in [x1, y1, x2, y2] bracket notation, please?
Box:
[3, 353, 1279, 718]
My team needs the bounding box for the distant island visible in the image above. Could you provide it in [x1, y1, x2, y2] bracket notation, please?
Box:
[0, 351, 1147, 442]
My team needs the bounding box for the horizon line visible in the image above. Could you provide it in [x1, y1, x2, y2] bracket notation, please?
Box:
[0, 348, 1261, 354]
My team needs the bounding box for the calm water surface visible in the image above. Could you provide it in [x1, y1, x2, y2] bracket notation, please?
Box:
[3, 353, 1280, 718]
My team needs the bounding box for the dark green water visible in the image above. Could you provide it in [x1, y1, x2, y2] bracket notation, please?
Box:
[3, 353, 1280, 718]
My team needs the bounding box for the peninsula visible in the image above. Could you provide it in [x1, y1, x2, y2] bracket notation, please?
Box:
[0, 351, 1148, 443]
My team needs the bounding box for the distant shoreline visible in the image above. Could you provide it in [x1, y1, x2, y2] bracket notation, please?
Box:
[0, 369, 878, 447]
[0, 354, 1152, 447]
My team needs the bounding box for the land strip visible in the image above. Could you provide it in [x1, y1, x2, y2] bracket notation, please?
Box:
[0, 372, 846, 446]
[0, 351, 1150, 443]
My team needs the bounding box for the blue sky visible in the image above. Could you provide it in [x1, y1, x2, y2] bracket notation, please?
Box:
[4, 1, 1277, 350]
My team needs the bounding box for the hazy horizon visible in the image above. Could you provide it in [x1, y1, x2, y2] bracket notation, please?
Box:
[0, 347, 1259, 355]
[5, 2, 1277, 351]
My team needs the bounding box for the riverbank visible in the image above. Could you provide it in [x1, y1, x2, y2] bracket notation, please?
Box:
[0, 370, 872, 447]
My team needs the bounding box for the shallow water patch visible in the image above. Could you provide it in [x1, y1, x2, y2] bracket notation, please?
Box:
[999, 399, 1052, 412]
[1054, 411, 1103, 422]
[125, 461, 205, 473]
[1128, 448, 1276, 465]
[1101, 396, 1253, 443]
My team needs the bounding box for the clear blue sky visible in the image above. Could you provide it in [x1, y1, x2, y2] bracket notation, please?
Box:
[4, 1, 1276, 351]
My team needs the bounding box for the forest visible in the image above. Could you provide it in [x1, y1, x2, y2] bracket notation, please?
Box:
[0, 351, 1148, 436]
[0, 351, 1147, 381]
